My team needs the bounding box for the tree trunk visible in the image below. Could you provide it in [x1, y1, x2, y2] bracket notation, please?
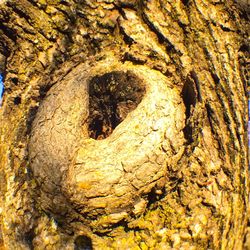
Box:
[0, 0, 249, 249]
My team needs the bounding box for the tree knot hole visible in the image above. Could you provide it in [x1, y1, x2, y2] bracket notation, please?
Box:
[88, 71, 146, 140]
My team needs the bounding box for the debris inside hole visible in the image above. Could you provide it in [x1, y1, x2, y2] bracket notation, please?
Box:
[74, 235, 93, 250]
[88, 71, 146, 140]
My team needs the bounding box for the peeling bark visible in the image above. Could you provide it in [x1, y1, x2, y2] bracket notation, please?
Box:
[0, 0, 249, 249]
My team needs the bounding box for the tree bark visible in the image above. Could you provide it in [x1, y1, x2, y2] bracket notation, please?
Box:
[0, 0, 249, 249]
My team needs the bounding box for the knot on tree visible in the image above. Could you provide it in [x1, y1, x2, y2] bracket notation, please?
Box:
[28, 58, 185, 231]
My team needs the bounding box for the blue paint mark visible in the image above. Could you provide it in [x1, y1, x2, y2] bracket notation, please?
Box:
[248, 99, 250, 117]
[0, 74, 4, 99]
[249, 98, 250, 147]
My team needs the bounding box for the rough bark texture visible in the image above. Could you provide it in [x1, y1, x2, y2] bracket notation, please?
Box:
[0, 0, 249, 249]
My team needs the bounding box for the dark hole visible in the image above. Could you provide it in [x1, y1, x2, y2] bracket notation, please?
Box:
[11, 77, 18, 85]
[211, 73, 220, 85]
[24, 230, 35, 249]
[147, 187, 166, 207]
[14, 96, 21, 105]
[74, 235, 93, 250]
[181, 81, 196, 119]
[88, 71, 145, 140]
[239, 44, 249, 52]
[220, 25, 231, 32]
[39, 84, 52, 98]
[183, 124, 193, 144]
[181, 81, 197, 143]
[181, 0, 189, 5]
[60, 0, 71, 6]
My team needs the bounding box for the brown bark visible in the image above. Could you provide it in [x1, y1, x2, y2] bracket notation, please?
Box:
[0, 0, 249, 249]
